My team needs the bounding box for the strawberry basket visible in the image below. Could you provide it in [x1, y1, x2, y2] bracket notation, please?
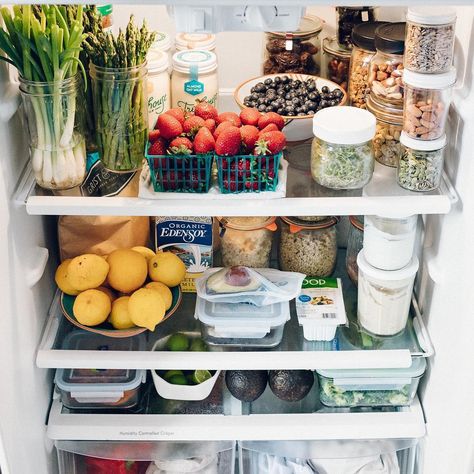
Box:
[216, 152, 282, 194]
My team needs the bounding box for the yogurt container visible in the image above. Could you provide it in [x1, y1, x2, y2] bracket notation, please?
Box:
[146, 50, 170, 129]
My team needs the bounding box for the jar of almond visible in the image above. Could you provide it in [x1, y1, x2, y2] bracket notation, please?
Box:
[403, 68, 456, 141]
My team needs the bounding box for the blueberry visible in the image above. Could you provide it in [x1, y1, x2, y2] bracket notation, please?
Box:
[258, 104, 267, 112]
[250, 86, 257, 93]
[308, 92, 318, 101]
[244, 100, 251, 107]
[250, 93, 259, 101]
[292, 97, 300, 105]
[285, 107, 295, 115]
[320, 100, 328, 107]
[274, 76, 282, 84]
[281, 76, 289, 83]
[284, 84, 291, 92]
[295, 106, 303, 114]
[255, 82, 265, 92]
[329, 100, 338, 106]
[277, 107, 285, 115]
[264, 78, 273, 86]
[322, 86, 330, 94]
[300, 105, 308, 113]
[294, 80, 302, 87]
[266, 105, 275, 112]
[308, 110, 315, 115]
[307, 83, 316, 92]
[297, 112, 306, 116]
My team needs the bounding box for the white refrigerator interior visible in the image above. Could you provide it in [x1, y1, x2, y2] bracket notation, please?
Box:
[0, 3, 473, 474]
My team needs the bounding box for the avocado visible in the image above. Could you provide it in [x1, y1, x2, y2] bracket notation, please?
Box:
[206, 266, 261, 294]
[268, 370, 314, 402]
[225, 370, 268, 402]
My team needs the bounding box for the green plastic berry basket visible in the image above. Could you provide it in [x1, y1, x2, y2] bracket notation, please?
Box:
[146, 145, 213, 193]
[216, 152, 282, 194]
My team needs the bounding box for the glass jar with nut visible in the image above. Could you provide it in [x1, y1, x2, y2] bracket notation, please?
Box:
[369, 23, 406, 109]
[322, 37, 351, 92]
[263, 15, 323, 75]
[403, 68, 456, 141]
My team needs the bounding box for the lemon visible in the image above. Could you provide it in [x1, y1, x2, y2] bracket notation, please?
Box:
[108, 296, 135, 329]
[145, 281, 173, 310]
[96, 286, 116, 303]
[165, 333, 189, 351]
[131, 246, 156, 260]
[148, 251, 186, 287]
[73, 289, 111, 326]
[128, 288, 166, 331]
[107, 249, 148, 293]
[67, 254, 109, 291]
[55, 259, 79, 296]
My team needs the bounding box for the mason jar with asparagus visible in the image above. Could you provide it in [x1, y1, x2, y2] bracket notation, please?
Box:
[85, 15, 155, 172]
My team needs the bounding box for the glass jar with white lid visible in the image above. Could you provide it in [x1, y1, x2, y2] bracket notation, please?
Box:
[171, 50, 218, 114]
[151, 31, 172, 68]
[146, 50, 170, 129]
[175, 33, 216, 52]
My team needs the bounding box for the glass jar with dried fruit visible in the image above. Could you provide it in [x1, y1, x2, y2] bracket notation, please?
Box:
[336, 7, 377, 49]
[263, 15, 323, 75]
[322, 37, 351, 92]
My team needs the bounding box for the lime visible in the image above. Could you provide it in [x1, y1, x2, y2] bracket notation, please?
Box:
[163, 370, 183, 382]
[192, 370, 212, 384]
[165, 333, 189, 351]
[168, 374, 188, 385]
[190, 338, 208, 352]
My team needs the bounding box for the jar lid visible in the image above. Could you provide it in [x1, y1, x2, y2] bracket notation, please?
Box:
[217, 216, 277, 231]
[403, 68, 457, 89]
[152, 31, 172, 52]
[400, 131, 447, 151]
[268, 14, 323, 38]
[175, 33, 216, 51]
[352, 22, 388, 52]
[357, 249, 419, 281]
[172, 50, 217, 74]
[313, 107, 376, 145]
[147, 50, 169, 73]
[366, 94, 403, 124]
[375, 22, 406, 55]
[407, 7, 456, 25]
[281, 216, 338, 232]
[323, 36, 352, 58]
[349, 215, 364, 231]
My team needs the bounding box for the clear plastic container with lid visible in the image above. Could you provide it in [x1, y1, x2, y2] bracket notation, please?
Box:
[263, 15, 323, 75]
[398, 132, 447, 192]
[336, 7, 377, 49]
[279, 216, 338, 277]
[357, 250, 419, 336]
[175, 33, 216, 52]
[366, 94, 403, 167]
[405, 7, 457, 73]
[311, 106, 376, 190]
[171, 50, 218, 114]
[403, 68, 456, 140]
[349, 22, 387, 109]
[369, 23, 406, 108]
[322, 37, 351, 91]
[346, 216, 364, 285]
[217, 217, 277, 268]
[146, 50, 170, 129]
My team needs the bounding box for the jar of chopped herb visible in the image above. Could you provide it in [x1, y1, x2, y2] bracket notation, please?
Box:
[311, 107, 376, 189]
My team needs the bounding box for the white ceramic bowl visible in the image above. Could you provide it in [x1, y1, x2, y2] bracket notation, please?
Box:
[234, 73, 347, 142]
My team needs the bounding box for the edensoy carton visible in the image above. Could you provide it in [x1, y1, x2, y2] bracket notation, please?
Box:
[153, 217, 213, 292]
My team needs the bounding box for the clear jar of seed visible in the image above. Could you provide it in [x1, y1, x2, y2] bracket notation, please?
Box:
[398, 132, 446, 192]
[405, 7, 456, 74]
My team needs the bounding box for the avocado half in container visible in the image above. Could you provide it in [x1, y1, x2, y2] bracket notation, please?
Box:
[206, 266, 261, 294]
[269, 370, 314, 402]
[225, 370, 268, 402]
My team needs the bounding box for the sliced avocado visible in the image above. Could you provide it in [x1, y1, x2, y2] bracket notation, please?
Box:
[225, 370, 268, 402]
[206, 266, 261, 294]
[268, 370, 314, 402]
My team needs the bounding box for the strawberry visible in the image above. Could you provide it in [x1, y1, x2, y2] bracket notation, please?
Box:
[215, 126, 242, 156]
[183, 115, 205, 136]
[157, 114, 183, 140]
[258, 112, 285, 131]
[148, 129, 161, 143]
[194, 127, 216, 154]
[254, 131, 287, 155]
[240, 108, 261, 126]
[169, 137, 193, 154]
[258, 123, 279, 136]
[240, 125, 259, 152]
[148, 137, 167, 156]
[163, 108, 186, 125]
[213, 121, 234, 139]
[217, 112, 242, 127]
[194, 100, 218, 120]
[203, 118, 216, 133]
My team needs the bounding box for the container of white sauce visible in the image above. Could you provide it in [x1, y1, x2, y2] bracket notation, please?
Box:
[357, 250, 419, 336]
[146, 50, 170, 129]
[364, 214, 417, 270]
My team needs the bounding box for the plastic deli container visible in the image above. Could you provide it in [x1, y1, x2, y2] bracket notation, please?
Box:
[357, 250, 419, 336]
[195, 296, 290, 348]
[317, 357, 426, 407]
[363, 214, 417, 270]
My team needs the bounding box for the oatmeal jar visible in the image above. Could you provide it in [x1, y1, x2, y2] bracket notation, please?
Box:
[346, 216, 364, 285]
[366, 94, 403, 167]
[322, 37, 351, 91]
[405, 7, 456, 74]
[369, 23, 406, 108]
[403, 68, 456, 140]
[263, 15, 323, 75]
[217, 217, 277, 268]
[336, 7, 377, 50]
[279, 216, 338, 277]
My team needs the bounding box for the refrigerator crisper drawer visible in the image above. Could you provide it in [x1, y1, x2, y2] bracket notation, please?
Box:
[55, 440, 235, 474]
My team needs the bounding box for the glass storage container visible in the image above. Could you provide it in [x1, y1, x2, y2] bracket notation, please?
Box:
[263, 15, 323, 75]
[366, 94, 403, 167]
[349, 22, 386, 109]
[311, 107, 376, 190]
[405, 7, 456, 74]
[322, 37, 351, 91]
[279, 216, 338, 276]
[317, 357, 426, 408]
[217, 217, 277, 268]
[146, 50, 170, 129]
[336, 7, 377, 49]
[346, 216, 364, 285]
[369, 23, 406, 108]
[175, 33, 216, 52]
[398, 132, 447, 192]
[403, 68, 456, 140]
[357, 250, 419, 336]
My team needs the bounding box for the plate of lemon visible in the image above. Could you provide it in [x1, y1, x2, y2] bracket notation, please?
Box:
[56, 247, 184, 338]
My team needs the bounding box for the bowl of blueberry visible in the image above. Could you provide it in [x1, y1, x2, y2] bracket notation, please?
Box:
[234, 74, 347, 142]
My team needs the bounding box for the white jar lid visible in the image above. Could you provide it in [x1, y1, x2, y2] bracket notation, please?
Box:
[152, 31, 172, 52]
[172, 50, 217, 74]
[147, 50, 169, 73]
[313, 107, 376, 145]
[400, 131, 447, 151]
[407, 7, 456, 26]
[175, 33, 216, 51]
[403, 68, 456, 89]
[357, 249, 419, 281]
